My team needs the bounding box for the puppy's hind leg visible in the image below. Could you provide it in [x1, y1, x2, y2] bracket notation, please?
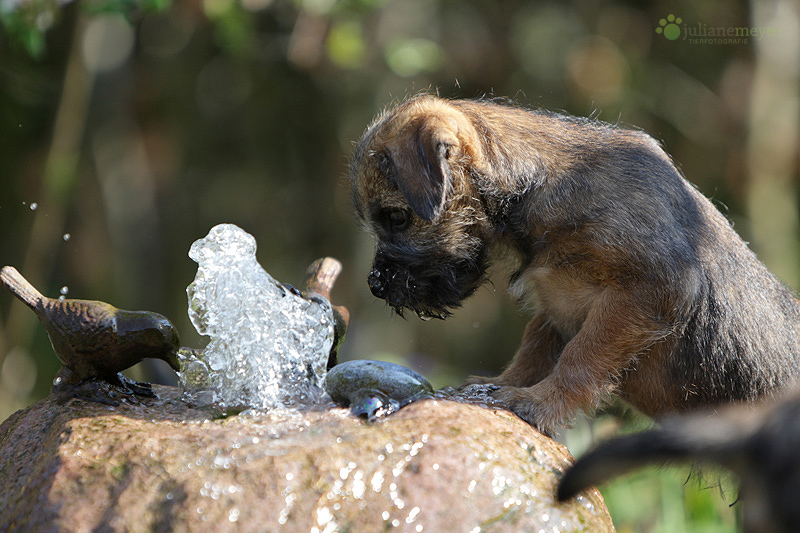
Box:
[465, 313, 565, 387]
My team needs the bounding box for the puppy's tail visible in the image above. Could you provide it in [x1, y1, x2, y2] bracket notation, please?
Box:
[557, 413, 755, 501]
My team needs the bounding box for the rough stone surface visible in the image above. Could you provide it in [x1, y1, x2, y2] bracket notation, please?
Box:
[0, 386, 614, 532]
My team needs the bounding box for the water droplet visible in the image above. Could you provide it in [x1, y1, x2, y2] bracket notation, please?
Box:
[315, 506, 334, 527]
[63, 233, 71, 241]
[370, 471, 384, 492]
[29, 202, 38, 211]
[60, 286, 69, 296]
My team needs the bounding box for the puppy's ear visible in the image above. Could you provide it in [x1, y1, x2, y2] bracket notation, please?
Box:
[390, 115, 458, 222]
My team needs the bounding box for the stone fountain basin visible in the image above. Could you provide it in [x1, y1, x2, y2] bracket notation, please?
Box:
[0, 386, 614, 532]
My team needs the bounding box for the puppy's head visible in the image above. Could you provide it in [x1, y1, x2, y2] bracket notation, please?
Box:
[350, 95, 491, 319]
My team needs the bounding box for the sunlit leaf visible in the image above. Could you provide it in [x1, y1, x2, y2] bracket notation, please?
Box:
[384, 38, 443, 77]
[326, 19, 366, 69]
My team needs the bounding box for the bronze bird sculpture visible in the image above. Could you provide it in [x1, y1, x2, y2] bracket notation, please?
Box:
[1, 265, 180, 405]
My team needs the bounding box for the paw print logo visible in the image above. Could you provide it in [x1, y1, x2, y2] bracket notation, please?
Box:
[656, 14, 682, 41]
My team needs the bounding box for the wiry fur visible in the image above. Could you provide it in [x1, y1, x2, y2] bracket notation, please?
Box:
[350, 94, 800, 433]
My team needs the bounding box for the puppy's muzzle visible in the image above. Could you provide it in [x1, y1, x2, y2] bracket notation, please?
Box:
[367, 268, 388, 299]
[366, 259, 452, 320]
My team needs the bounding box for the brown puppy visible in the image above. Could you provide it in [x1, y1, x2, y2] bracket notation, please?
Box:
[350, 94, 800, 433]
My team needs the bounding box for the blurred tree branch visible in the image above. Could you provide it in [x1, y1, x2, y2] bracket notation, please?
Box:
[1, 9, 93, 372]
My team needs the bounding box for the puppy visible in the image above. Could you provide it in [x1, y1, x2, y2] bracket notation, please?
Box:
[350, 94, 800, 433]
[557, 387, 800, 533]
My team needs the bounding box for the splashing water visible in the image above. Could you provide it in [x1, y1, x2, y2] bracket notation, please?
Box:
[180, 224, 334, 411]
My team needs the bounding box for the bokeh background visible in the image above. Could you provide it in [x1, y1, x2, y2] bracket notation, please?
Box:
[1, 0, 798, 530]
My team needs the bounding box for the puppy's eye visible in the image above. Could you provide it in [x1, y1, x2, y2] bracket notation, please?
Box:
[377, 152, 394, 176]
[382, 209, 410, 233]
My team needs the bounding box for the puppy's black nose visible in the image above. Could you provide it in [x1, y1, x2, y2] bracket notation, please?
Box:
[368, 269, 387, 298]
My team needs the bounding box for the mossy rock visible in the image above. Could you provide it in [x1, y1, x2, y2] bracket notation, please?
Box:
[0, 385, 614, 532]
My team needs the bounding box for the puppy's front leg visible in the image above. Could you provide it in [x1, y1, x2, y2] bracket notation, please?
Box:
[495, 289, 670, 434]
[466, 313, 565, 387]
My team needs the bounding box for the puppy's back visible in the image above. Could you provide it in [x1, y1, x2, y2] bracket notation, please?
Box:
[453, 97, 800, 410]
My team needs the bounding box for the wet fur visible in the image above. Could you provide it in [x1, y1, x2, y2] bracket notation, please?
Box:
[350, 95, 800, 433]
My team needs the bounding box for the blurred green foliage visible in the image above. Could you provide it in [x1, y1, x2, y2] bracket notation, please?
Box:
[0, 0, 171, 58]
[1, 0, 798, 530]
[0, 0, 62, 58]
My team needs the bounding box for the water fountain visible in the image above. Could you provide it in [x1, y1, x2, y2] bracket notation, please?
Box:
[0, 224, 615, 532]
[178, 223, 335, 411]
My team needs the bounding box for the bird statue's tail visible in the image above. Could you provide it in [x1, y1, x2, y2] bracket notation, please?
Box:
[1, 266, 46, 310]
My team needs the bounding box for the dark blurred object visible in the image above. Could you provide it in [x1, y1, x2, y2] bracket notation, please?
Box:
[558, 387, 800, 533]
[1, 265, 180, 405]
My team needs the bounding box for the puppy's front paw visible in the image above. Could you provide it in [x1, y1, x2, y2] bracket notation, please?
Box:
[461, 374, 497, 387]
[458, 382, 500, 397]
[491, 385, 566, 437]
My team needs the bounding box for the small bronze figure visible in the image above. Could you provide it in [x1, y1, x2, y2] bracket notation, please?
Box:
[1, 265, 180, 405]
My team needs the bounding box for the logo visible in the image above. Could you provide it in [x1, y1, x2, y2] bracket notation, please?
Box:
[655, 14, 682, 40]
[655, 14, 782, 45]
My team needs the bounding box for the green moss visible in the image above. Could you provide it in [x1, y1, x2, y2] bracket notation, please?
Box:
[447, 427, 462, 437]
[110, 462, 130, 481]
[213, 408, 243, 421]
